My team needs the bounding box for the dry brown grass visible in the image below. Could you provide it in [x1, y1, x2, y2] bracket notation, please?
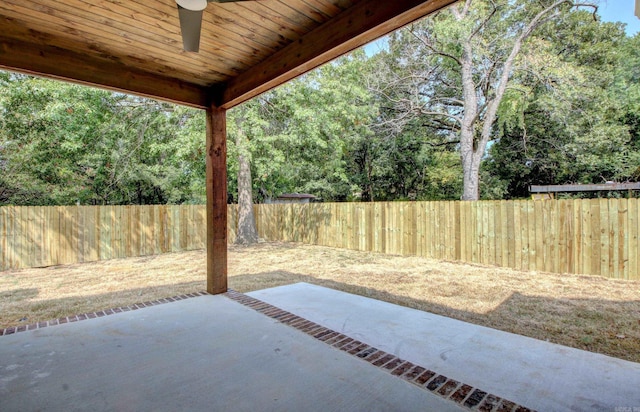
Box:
[1, 241, 639, 363]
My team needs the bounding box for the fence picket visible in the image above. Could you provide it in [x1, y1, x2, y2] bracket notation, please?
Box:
[629, 199, 638, 280]
[0, 207, 5, 270]
[617, 199, 628, 279]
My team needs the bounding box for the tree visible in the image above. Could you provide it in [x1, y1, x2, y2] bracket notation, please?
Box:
[371, 0, 596, 200]
[0, 71, 207, 206]
[228, 51, 377, 203]
[228, 103, 261, 245]
[486, 13, 639, 197]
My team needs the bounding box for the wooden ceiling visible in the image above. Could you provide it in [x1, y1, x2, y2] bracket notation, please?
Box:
[0, 0, 456, 109]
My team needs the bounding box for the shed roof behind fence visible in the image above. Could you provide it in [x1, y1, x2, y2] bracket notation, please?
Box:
[530, 183, 640, 193]
[277, 194, 317, 199]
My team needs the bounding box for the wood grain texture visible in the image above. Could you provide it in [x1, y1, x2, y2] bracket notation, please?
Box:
[205, 106, 228, 294]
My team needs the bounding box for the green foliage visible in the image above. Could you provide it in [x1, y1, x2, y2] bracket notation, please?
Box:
[0, 73, 205, 205]
[496, 84, 531, 138]
[228, 51, 378, 202]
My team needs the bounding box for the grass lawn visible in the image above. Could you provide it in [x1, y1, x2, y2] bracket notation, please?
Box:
[1, 241, 639, 363]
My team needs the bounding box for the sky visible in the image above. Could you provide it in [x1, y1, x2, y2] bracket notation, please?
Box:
[597, 0, 639, 35]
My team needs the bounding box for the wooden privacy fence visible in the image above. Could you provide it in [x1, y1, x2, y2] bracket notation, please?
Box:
[1, 200, 639, 280]
[254, 199, 639, 280]
[0, 205, 241, 271]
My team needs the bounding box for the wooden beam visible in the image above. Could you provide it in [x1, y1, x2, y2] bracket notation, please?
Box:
[0, 33, 209, 109]
[219, 0, 458, 108]
[205, 105, 228, 294]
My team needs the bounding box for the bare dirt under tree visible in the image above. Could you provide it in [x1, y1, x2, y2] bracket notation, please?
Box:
[1, 241, 639, 363]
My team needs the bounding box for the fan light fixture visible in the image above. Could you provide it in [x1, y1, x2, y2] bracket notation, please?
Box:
[176, 0, 207, 11]
[176, 0, 254, 52]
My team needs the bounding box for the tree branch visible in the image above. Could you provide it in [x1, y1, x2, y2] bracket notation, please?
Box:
[468, 0, 498, 41]
[417, 109, 463, 125]
[422, 117, 460, 132]
[409, 28, 462, 66]
[424, 140, 461, 148]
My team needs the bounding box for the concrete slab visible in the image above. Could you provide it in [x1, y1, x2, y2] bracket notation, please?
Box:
[0, 293, 462, 412]
[248, 282, 640, 412]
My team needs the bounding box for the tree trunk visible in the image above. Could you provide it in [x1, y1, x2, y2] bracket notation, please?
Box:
[461, 146, 482, 200]
[235, 120, 259, 245]
[459, 32, 481, 201]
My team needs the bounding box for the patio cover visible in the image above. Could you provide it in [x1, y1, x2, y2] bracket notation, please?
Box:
[0, 0, 458, 292]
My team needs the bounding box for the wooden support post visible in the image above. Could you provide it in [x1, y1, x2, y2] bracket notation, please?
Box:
[205, 105, 228, 294]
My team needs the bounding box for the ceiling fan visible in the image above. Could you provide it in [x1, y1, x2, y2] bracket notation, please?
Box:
[175, 0, 253, 52]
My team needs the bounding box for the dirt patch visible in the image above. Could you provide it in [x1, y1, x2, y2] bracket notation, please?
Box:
[1, 241, 639, 363]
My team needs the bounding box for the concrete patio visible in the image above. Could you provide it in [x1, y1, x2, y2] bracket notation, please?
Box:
[1, 283, 639, 411]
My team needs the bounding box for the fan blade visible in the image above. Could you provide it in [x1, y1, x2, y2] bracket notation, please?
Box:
[178, 5, 204, 52]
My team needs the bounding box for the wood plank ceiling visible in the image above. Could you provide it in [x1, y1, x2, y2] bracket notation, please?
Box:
[0, 0, 457, 109]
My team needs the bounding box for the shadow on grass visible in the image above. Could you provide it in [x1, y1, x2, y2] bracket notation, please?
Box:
[229, 271, 640, 363]
[0, 288, 39, 302]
